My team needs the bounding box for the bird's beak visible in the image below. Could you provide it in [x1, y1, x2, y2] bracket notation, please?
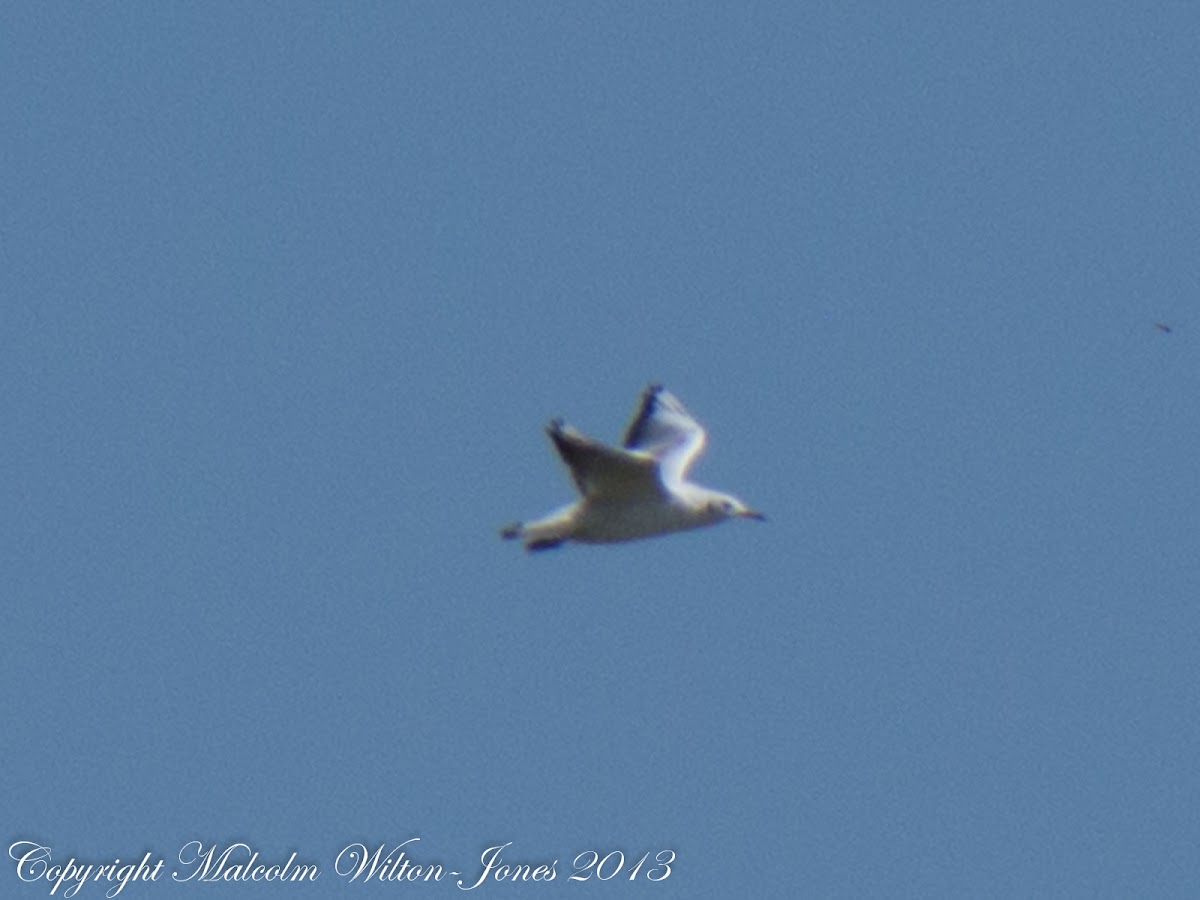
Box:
[740, 509, 766, 521]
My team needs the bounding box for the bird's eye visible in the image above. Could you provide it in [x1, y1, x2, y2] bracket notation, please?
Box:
[721, 500, 734, 513]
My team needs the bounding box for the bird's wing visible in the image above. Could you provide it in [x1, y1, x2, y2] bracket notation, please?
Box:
[547, 420, 661, 500]
[621, 385, 707, 486]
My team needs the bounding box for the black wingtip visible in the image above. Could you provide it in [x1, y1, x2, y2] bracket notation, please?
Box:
[499, 522, 522, 540]
[623, 384, 668, 449]
[546, 419, 571, 456]
[643, 384, 668, 413]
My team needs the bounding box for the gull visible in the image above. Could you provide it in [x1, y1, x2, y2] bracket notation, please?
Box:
[501, 385, 764, 551]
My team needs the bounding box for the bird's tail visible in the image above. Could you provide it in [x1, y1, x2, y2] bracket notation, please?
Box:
[498, 520, 565, 552]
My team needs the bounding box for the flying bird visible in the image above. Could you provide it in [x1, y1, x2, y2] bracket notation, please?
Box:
[1154, 322, 1173, 333]
[500, 386, 764, 551]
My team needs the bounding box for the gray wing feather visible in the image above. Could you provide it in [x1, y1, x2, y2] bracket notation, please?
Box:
[547, 420, 660, 499]
[621, 385, 706, 485]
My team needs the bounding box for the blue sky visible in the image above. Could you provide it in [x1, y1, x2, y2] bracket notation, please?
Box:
[4, 3, 1199, 897]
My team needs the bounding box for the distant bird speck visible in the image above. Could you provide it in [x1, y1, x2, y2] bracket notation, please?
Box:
[500, 385, 764, 551]
[1154, 322, 1173, 333]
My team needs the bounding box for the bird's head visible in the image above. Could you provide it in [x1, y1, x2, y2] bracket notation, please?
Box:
[706, 492, 766, 523]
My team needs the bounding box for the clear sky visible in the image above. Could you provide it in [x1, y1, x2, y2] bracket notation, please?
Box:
[4, 3, 1199, 898]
